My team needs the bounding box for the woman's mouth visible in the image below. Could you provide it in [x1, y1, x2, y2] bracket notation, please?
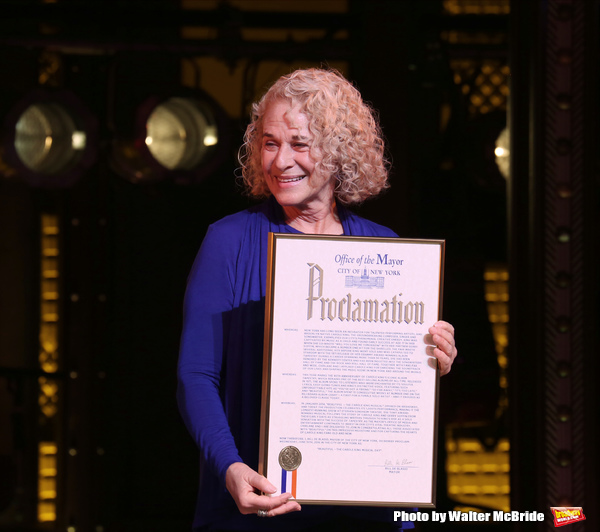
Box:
[276, 175, 305, 183]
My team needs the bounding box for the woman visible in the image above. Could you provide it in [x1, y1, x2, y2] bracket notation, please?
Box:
[177, 68, 457, 531]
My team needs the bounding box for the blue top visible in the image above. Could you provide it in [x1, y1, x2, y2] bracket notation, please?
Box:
[177, 197, 413, 531]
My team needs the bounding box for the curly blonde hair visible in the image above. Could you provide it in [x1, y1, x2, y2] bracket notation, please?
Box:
[239, 68, 390, 205]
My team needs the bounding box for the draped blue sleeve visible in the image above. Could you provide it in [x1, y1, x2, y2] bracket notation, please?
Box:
[177, 220, 245, 482]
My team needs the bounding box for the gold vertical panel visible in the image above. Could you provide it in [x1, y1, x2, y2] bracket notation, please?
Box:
[484, 264, 509, 414]
[38, 213, 60, 523]
[446, 435, 510, 511]
[445, 264, 510, 511]
[38, 442, 58, 522]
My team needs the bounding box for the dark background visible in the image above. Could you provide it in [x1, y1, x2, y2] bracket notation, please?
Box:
[0, 1, 598, 531]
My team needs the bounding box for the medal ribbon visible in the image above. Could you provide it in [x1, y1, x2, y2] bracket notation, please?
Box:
[280, 468, 298, 498]
[291, 469, 297, 498]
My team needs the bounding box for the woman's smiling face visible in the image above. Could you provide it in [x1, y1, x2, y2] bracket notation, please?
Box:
[261, 100, 335, 213]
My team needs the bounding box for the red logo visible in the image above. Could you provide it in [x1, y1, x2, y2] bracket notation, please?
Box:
[550, 507, 586, 527]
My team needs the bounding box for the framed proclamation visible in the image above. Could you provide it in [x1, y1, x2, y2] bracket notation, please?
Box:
[258, 233, 445, 508]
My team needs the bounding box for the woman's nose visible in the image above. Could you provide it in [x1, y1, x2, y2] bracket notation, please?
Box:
[273, 144, 293, 169]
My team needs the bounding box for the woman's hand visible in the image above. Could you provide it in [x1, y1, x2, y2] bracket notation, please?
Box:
[225, 462, 301, 518]
[425, 320, 458, 376]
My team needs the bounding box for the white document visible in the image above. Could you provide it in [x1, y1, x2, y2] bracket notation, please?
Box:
[259, 233, 444, 507]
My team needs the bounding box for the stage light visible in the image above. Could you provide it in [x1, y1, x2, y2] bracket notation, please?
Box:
[14, 102, 86, 174]
[495, 127, 510, 179]
[111, 92, 229, 184]
[145, 97, 219, 170]
[1, 90, 97, 188]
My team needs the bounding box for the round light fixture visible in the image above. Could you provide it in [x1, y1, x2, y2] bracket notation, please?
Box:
[1, 90, 97, 188]
[14, 102, 86, 174]
[145, 97, 219, 170]
[111, 92, 228, 184]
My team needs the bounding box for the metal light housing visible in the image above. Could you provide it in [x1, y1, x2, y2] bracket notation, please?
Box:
[1, 90, 97, 188]
[111, 91, 228, 184]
